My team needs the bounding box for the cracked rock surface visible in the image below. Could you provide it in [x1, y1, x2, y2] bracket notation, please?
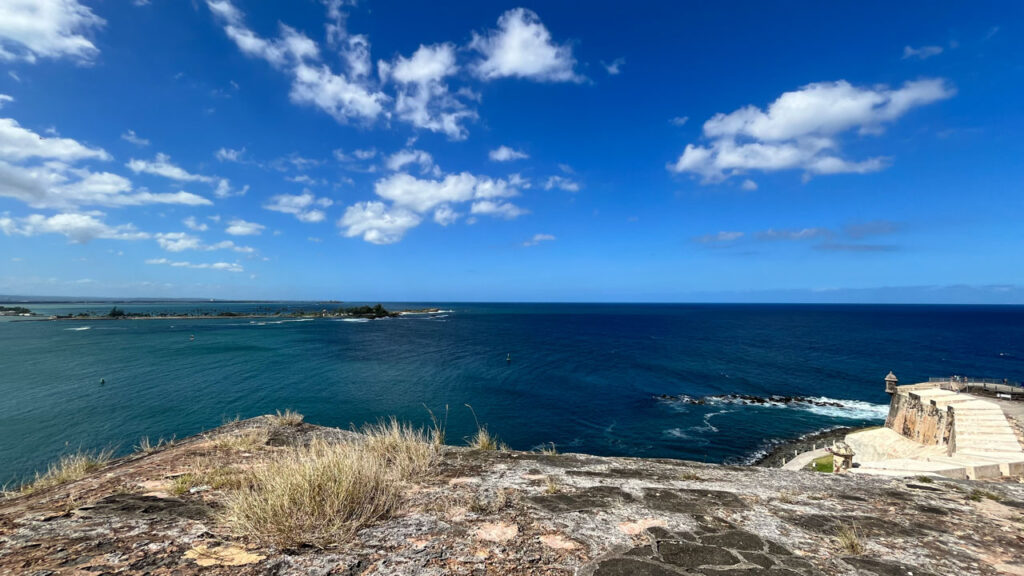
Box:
[2, 417, 1023, 575]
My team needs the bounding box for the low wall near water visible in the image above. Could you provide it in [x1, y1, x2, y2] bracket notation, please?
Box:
[885, 390, 953, 446]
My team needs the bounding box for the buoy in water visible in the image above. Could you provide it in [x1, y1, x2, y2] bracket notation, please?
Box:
[100, 378, 105, 385]
[506, 353, 511, 363]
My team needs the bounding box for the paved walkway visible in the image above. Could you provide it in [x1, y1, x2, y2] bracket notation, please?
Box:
[781, 448, 829, 471]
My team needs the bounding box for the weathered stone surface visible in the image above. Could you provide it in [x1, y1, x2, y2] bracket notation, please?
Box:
[1, 415, 1021, 575]
[842, 556, 939, 576]
[657, 541, 740, 568]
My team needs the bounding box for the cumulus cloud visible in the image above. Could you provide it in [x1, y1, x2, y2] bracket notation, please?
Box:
[0, 0, 105, 64]
[338, 201, 421, 245]
[263, 190, 333, 222]
[0, 94, 13, 109]
[0, 212, 148, 243]
[380, 43, 476, 140]
[489, 145, 528, 162]
[225, 218, 265, 236]
[127, 153, 212, 183]
[668, 79, 954, 182]
[670, 116, 689, 126]
[0, 119, 211, 209]
[215, 147, 245, 162]
[544, 175, 580, 192]
[385, 148, 436, 174]
[206, 0, 387, 124]
[183, 216, 208, 231]
[601, 57, 625, 75]
[121, 129, 149, 147]
[523, 233, 555, 247]
[740, 179, 758, 191]
[902, 45, 943, 60]
[469, 8, 581, 82]
[155, 231, 254, 253]
[339, 171, 527, 243]
[145, 257, 243, 272]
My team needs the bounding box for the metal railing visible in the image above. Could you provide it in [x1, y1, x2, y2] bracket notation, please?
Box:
[927, 376, 1023, 396]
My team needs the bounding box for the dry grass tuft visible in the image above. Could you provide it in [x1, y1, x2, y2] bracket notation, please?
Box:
[544, 476, 560, 494]
[464, 404, 505, 451]
[210, 428, 269, 453]
[836, 523, 863, 554]
[425, 404, 448, 449]
[21, 448, 114, 493]
[269, 409, 304, 426]
[135, 435, 174, 454]
[222, 422, 438, 548]
[538, 443, 558, 455]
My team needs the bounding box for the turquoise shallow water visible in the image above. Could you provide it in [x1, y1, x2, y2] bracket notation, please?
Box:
[2, 302, 1023, 484]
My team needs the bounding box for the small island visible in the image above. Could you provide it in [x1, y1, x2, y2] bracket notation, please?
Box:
[0, 306, 34, 317]
[40, 304, 434, 321]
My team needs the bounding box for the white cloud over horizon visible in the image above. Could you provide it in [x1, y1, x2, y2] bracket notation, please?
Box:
[263, 191, 333, 223]
[669, 78, 955, 182]
[489, 145, 529, 162]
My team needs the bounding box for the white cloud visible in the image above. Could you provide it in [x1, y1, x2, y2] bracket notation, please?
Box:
[669, 78, 954, 182]
[339, 171, 527, 243]
[0, 212, 148, 243]
[215, 147, 245, 162]
[0, 117, 109, 162]
[470, 8, 581, 82]
[756, 227, 831, 241]
[225, 218, 265, 236]
[155, 231, 254, 253]
[741, 179, 758, 191]
[696, 231, 743, 244]
[385, 148, 436, 174]
[0, 119, 212, 209]
[670, 116, 689, 126]
[544, 175, 580, 192]
[601, 57, 625, 75]
[264, 191, 333, 222]
[127, 153, 212, 183]
[145, 257, 243, 272]
[470, 200, 527, 219]
[206, 0, 387, 124]
[489, 145, 528, 162]
[902, 45, 943, 60]
[523, 233, 555, 246]
[0, 94, 13, 108]
[338, 201, 421, 245]
[381, 43, 476, 140]
[121, 129, 149, 147]
[183, 216, 208, 231]
[0, 0, 105, 64]
[353, 148, 376, 160]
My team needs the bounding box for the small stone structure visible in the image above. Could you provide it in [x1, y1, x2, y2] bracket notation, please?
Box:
[885, 371, 899, 394]
[828, 441, 854, 474]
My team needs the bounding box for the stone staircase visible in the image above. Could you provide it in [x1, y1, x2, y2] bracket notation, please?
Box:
[852, 387, 1024, 480]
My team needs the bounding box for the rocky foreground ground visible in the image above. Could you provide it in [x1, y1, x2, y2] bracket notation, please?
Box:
[2, 417, 1024, 575]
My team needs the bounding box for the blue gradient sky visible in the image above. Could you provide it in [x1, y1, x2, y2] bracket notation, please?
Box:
[0, 1, 1021, 302]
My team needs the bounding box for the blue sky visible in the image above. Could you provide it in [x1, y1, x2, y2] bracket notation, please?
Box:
[0, 1, 1021, 302]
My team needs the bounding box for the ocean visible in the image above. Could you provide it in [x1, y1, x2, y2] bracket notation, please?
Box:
[2, 302, 1022, 485]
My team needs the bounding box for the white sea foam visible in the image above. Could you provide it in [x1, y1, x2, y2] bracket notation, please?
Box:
[64, 326, 91, 331]
[699, 394, 889, 420]
[336, 318, 369, 323]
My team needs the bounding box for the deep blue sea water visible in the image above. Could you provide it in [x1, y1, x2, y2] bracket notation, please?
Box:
[2, 303, 1023, 485]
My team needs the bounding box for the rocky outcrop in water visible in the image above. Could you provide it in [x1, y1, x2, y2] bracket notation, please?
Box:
[2, 417, 1023, 575]
[655, 393, 846, 408]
